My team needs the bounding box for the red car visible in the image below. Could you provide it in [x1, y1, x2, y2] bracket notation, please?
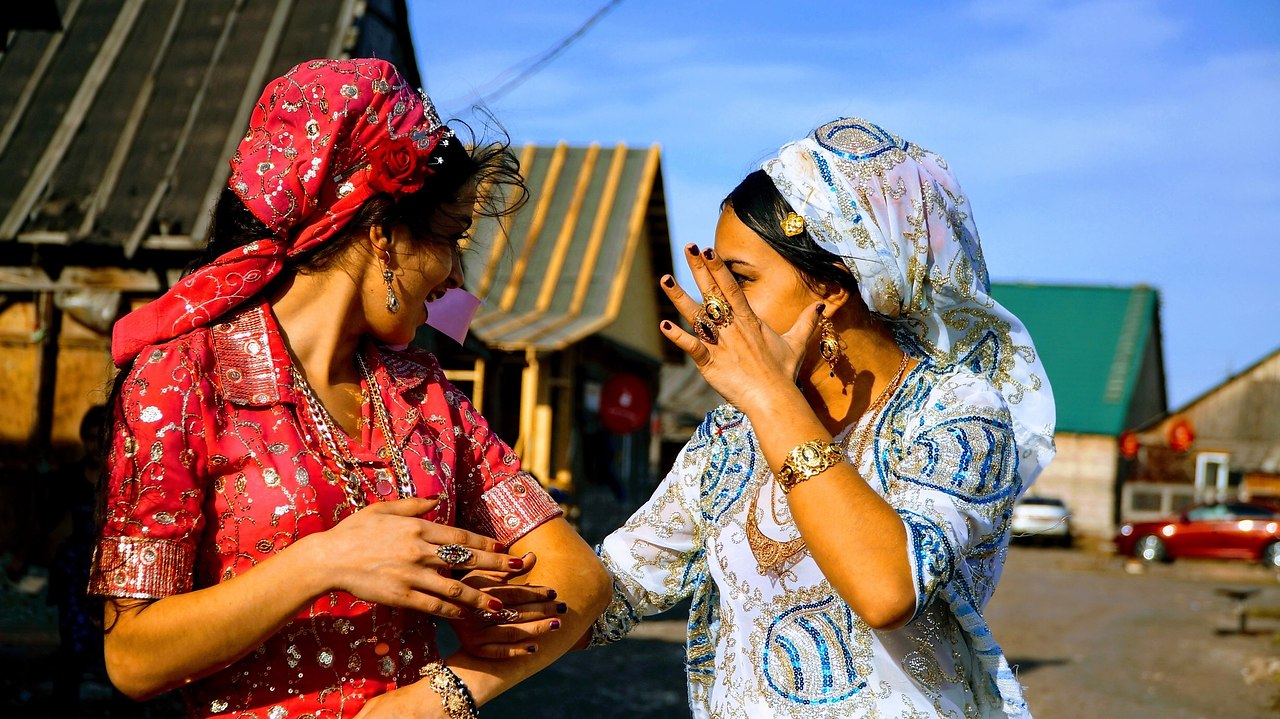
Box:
[1115, 502, 1280, 568]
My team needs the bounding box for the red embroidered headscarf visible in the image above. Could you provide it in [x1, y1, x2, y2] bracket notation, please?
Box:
[111, 58, 451, 366]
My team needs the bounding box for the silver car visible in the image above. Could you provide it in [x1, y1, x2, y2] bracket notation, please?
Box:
[1010, 495, 1072, 546]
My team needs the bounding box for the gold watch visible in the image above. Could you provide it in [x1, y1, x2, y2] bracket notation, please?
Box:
[776, 440, 846, 493]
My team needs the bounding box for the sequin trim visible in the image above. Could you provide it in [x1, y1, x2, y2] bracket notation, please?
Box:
[88, 536, 194, 599]
[463, 472, 562, 546]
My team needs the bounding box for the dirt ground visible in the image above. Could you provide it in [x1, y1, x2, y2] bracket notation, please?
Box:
[4, 544, 1277, 717]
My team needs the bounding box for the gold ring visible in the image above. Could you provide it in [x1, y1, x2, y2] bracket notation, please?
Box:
[701, 294, 734, 327]
[691, 311, 719, 344]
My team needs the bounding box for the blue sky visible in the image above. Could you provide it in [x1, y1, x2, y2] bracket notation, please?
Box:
[411, 0, 1280, 408]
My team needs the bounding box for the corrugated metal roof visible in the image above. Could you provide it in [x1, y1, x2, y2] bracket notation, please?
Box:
[0, 0, 418, 256]
[993, 283, 1161, 436]
[463, 142, 675, 354]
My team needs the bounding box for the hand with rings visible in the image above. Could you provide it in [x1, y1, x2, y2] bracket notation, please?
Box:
[314, 496, 530, 620]
[448, 552, 568, 659]
[659, 243, 824, 415]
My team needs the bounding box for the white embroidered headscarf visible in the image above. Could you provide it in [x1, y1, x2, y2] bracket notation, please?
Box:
[764, 118, 1056, 489]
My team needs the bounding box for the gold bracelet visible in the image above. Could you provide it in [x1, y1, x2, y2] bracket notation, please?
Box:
[419, 662, 479, 719]
[776, 439, 846, 493]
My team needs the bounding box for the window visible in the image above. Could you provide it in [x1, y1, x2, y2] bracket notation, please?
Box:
[1187, 504, 1229, 522]
[1195, 452, 1231, 502]
[1226, 503, 1275, 519]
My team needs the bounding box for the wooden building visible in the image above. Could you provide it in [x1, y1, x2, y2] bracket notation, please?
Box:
[996, 284, 1167, 537]
[0, 0, 419, 465]
[1127, 347, 1280, 518]
[421, 142, 679, 524]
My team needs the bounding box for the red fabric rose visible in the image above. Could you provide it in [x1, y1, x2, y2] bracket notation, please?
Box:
[366, 140, 431, 196]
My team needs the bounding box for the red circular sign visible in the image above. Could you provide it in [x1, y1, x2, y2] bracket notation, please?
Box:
[1168, 417, 1195, 453]
[600, 373, 651, 435]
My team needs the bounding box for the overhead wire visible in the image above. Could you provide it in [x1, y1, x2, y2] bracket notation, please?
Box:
[457, 0, 624, 108]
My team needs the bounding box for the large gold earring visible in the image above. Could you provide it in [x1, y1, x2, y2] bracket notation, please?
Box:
[380, 248, 400, 314]
[818, 317, 843, 377]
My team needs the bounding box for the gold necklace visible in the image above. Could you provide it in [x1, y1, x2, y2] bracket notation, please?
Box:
[293, 351, 415, 510]
[746, 351, 912, 575]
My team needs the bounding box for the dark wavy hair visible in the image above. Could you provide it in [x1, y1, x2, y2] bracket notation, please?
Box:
[97, 123, 527, 624]
[722, 169, 857, 297]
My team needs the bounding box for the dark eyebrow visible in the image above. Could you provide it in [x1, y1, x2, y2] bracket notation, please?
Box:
[723, 259, 753, 271]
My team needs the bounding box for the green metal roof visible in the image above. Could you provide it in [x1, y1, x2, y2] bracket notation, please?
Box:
[992, 283, 1160, 436]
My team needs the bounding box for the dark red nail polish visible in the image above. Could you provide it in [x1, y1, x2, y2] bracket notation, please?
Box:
[488, 599, 503, 611]
[686, 244, 699, 256]
[661, 276, 675, 288]
[549, 619, 561, 630]
[526, 645, 538, 654]
[702, 248, 715, 260]
[816, 303, 826, 313]
[494, 543, 508, 553]
[556, 602, 568, 614]
[547, 589, 557, 600]
[508, 558, 524, 570]
[661, 321, 673, 330]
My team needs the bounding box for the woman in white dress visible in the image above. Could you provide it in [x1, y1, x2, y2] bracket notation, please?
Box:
[589, 118, 1056, 718]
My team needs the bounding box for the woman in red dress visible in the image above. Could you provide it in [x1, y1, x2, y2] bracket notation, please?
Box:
[89, 58, 610, 719]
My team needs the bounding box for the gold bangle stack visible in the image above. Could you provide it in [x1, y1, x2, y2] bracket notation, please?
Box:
[775, 439, 846, 493]
[419, 662, 479, 719]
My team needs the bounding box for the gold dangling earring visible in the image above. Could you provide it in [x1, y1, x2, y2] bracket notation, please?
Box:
[381, 248, 400, 314]
[818, 316, 843, 378]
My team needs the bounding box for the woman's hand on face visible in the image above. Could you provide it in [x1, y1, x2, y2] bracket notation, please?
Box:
[314, 497, 522, 618]
[448, 554, 566, 659]
[660, 244, 823, 415]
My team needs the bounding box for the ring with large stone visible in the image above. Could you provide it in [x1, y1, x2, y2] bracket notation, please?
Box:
[435, 544, 473, 566]
[691, 311, 719, 344]
[474, 607, 521, 623]
[702, 294, 734, 327]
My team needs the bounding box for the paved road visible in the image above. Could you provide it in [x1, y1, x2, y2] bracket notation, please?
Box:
[480, 544, 1280, 719]
[5, 545, 1278, 717]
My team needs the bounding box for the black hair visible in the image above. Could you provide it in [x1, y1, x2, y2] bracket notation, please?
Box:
[722, 170, 857, 297]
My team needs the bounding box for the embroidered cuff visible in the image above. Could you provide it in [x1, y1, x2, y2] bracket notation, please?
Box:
[464, 472, 563, 547]
[88, 536, 194, 599]
[898, 509, 956, 620]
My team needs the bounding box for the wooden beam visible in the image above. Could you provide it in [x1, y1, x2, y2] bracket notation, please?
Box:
[480, 143, 599, 338]
[187, 0, 296, 246]
[0, 0, 144, 239]
[0, 0, 84, 159]
[327, 0, 360, 58]
[32, 292, 62, 452]
[79, 0, 189, 240]
[125, 0, 248, 257]
[473, 144, 538, 299]
[0, 266, 162, 292]
[493, 143, 568, 312]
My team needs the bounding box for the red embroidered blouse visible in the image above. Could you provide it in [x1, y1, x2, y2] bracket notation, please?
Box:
[88, 303, 562, 718]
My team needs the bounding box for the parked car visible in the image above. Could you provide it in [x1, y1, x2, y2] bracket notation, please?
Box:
[1010, 495, 1072, 546]
[1115, 502, 1280, 568]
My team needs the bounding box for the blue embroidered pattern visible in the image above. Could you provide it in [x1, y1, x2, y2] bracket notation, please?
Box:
[762, 595, 866, 705]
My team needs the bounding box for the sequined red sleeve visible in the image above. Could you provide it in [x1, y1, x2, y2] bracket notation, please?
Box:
[434, 374, 562, 548]
[89, 339, 215, 599]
